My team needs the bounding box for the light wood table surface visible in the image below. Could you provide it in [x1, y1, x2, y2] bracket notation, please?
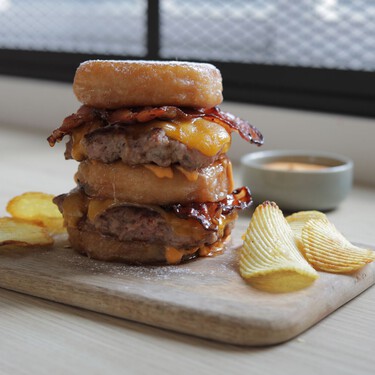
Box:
[0, 126, 374, 375]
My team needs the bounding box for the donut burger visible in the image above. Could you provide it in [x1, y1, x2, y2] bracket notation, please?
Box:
[48, 60, 263, 264]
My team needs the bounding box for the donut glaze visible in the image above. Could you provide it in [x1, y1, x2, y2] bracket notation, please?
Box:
[73, 60, 223, 109]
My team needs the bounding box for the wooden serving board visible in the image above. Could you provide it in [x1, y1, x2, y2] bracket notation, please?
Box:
[0, 219, 374, 346]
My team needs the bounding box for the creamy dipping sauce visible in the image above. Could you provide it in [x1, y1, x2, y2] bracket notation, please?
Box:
[264, 161, 329, 171]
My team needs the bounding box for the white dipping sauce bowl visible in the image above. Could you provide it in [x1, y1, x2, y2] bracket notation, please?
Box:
[240, 150, 353, 211]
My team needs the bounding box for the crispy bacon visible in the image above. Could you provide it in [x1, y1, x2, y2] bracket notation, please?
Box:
[201, 107, 264, 146]
[107, 106, 264, 145]
[47, 106, 96, 146]
[168, 186, 252, 231]
[108, 105, 188, 124]
[47, 105, 263, 147]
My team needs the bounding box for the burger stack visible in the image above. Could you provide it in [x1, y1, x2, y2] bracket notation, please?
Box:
[48, 60, 263, 264]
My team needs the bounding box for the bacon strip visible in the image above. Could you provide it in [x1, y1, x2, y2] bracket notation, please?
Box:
[47, 106, 96, 146]
[169, 186, 252, 231]
[47, 105, 263, 147]
[108, 105, 188, 124]
[201, 107, 264, 146]
[107, 106, 264, 145]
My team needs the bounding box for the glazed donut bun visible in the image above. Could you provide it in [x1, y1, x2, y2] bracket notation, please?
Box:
[73, 60, 223, 109]
[75, 158, 234, 205]
[67, 225, 233, 265]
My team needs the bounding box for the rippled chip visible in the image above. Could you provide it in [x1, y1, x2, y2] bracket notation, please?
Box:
[301, 219, 375, 273]
[240, 201, 318, 293]
[0, 217, 53, 247]
[286, 211, 328, 249]
[6, 192, 64, 233]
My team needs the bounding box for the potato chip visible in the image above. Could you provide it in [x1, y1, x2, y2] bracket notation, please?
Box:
[0, 217, 54, 247]
[301, 219, 375, 273]
[240, 201, 318, 293]
[286, 210, 328, 249]
[6, 192, 64, 233]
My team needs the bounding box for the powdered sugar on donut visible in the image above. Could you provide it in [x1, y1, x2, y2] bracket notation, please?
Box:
[73, 60, 223, 109]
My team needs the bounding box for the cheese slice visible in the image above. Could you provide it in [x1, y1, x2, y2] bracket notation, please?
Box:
[87, 198, 115, 222]
[61, 189, 87, 227]
[176, 166, 199, 181]
[144, 164, 200, 181]
[70, 120, 101, 160]
[154, 118, 231, 157]
[144, 164, 173, 179]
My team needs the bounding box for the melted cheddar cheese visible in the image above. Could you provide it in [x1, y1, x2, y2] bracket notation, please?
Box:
[165, 246, 198, 265]
[153, 118, 231, 157]
[144, 164, 199, 181]
[87, 198, 115, 222]
[70, 120, 101, 160]
[144, 164, 173, 179]
[175, 166, 199, 181]
[61, 189, 87, 227]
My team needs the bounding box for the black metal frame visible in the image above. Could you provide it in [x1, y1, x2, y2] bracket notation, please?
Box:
[0, 0, 374, 118]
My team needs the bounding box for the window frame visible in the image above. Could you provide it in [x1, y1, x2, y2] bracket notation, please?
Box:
[0, 0, 374, 118]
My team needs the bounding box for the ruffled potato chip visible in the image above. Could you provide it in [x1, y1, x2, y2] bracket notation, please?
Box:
[6, 192, 64, 233]
[286, 210, 328, 250]
[240, 201, 318, 293]
[301, 219, 375, 273]
[0, 217, 53, 247]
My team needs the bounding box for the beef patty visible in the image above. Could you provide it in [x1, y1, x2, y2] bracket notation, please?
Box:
[91, 205, 224, 248]
[65, 125, 222, 171]
[54, 192, 234, 250]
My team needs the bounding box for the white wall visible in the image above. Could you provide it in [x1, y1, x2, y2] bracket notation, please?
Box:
[0, 75, 79, 130]
[222, 102, 375, 186]
[1, 75, 374, 186]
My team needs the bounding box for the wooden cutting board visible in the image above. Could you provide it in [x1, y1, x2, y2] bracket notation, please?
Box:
[0, 218, 374, 346]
